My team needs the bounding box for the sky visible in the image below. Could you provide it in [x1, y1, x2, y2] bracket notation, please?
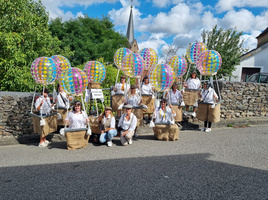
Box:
[39, 0, 268, 59]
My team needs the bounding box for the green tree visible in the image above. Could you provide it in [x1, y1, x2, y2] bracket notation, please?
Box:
[0, 0, 72, 92]
[49, 16, 129, 67]
[201, 25, 247, 78]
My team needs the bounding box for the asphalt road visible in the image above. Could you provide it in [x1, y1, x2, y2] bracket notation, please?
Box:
[0, 125, 267, 200]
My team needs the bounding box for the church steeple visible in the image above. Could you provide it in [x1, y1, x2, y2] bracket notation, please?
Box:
[126, 0, 138, 53]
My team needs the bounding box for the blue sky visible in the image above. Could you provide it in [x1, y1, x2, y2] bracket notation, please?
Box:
[40, 0, 268, 60]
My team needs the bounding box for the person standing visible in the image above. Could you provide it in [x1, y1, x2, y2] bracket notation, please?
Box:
[57, 84, 73, 108]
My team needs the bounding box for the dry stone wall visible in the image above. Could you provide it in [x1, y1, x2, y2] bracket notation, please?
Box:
[0, 81, 267, 137]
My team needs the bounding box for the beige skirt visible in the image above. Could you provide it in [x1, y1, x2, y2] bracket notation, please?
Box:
[172, 104, 183, 122]
[142, 95, 155, 113]
[65, 129, 89, 150]
[57, 108, 71, 126]
[32, 113, 57, 137]
[183, 90, 199, 106]
[196, 102, 221, 123]
[153, 124, 179, 141]
[112, 94, 124, 112]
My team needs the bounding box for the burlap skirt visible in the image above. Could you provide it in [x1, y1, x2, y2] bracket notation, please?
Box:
[196, 102, 221, 123]
[142, 95, 155, 113]
[172, 104, 183, 122]
[183, 89, 199, 106]
[112, 94, 124, 112]
[31, 112, 57, 137]
[88, 116, 101, 134]
[65, 128, 89, 150]
[153, 124, 179, 141]
[57, 108, 71, 126]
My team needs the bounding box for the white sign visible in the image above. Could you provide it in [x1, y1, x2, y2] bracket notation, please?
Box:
[91, 89, 104, 99]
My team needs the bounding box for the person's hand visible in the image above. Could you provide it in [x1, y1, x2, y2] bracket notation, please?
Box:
[122, 131, 127, 137]
[101, 130, 105, 134]
[113, 86, 116, 91]
[65, 119, 69, 124]
[86, 118, 89, 122]
[69, 96, 73, 101]
[183, 83, 187, 87]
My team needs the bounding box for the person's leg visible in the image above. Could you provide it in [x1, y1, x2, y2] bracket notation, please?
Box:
[185, 106, 189, 111]
[99, 132, 108, 143]
[120, 130, 128, 146]
[204, 121, 208, 128]
[125, 131, 135, 144]
[208, 122, 212, 128]
[107, 129, 117, 141]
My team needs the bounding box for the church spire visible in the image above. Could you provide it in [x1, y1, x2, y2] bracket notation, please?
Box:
[126, 0, 134, 46]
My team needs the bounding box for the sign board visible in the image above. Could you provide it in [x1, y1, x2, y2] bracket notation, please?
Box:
[91, 89, 104, 99]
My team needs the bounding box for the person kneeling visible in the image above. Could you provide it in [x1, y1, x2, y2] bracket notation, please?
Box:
[98, 106, 117, 147]
[153, 98, 179, 141]
[118, 105, 137, 146]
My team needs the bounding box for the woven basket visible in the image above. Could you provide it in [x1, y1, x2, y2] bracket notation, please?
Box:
[65, 130, 89, 150]
[153, 124, 179, 141]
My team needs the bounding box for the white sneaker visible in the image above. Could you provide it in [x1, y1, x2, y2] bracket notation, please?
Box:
[38, 141, 48, 147]
[128, 139, 133, 145]
[205, 128, 211, 132]
[44, 140, 51, 145]
[191, 112, 196, 117]
[201, 127, 206, 131]
[107, 141, 112, 147]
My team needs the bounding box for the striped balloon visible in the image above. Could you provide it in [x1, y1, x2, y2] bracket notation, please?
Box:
[149, 64, 175, 92]
[139, 48, 158, 71]
[59, 68, 88, 96]
[168, 55, 188, 77]
[51, 55, 71, 80]
[196, 50, 222, 76]
[186, 42, 207, 64]
[30, 57, 57, 85]
[83, 61, 106, 83]
[114, 48, 132, 69]
[121, 53, 145, 78]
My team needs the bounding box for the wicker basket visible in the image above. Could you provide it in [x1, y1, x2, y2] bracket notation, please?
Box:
[65, 128, 89, 150]
[31, 112, 57, 137]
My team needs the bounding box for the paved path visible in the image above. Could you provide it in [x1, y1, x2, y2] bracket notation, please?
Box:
[0, 125, 267, 199]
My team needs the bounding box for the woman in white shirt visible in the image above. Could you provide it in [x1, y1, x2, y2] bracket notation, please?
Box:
[183, 71, 201, 117]
[166, 83, 183, 104]
[57, 84, 73, 108]
[141, 75, 154, 123]
[65, 101, 89, 129]
[113, 75, 130, 94]
[125, 85, 142, 107]
[153, 98, 176, 123]
[98, 106, 117, 147]
[118, 104, 137, 146]
[199, 81, 218, 132]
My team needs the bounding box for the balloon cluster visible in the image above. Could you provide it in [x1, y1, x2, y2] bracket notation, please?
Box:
[121, 53, 144, 78]
[168, 55, 188, 77]
[31, 57, 57, 85]
[83, 61, 106, 83]
[149, 64, 175, 91]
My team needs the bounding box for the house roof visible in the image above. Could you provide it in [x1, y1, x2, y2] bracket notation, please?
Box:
[240, 42, 268, 61]
[256, 27, 268, 39]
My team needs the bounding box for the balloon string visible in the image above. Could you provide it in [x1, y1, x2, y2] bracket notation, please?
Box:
[215, 74, 221, 102]
[115, 69, 120, 85]
[31, 84, 37, 114]
[40, 86, 45, 118]
[65, 96, 70, 129]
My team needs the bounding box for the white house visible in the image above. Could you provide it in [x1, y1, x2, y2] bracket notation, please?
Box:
[231, 27, 268, 82]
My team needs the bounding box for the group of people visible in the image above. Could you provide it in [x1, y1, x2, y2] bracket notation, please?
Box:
[34, 71, 219, 148]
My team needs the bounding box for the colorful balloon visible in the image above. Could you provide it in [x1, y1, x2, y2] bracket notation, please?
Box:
[59, 68, 88, 96]
[83, 61, 106, 83]
[139, 48, 158, 71]
[51, 55, 71, 80]
[168, 55, 188, 77]
[149, 64, 175, 92]
[186, 42, 207, 64]
[114, 48, 132, 69]
[196, 50, 222, 76]
[31, 57, 57, 85]
[121, 53, 145, 78]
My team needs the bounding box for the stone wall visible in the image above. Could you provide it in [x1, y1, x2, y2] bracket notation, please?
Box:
[0, 81, 267, 137]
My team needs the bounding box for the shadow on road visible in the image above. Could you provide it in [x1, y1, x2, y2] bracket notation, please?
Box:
[0, 153, 267, 199]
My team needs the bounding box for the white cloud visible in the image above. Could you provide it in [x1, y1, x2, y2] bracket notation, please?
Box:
[216, 0, 268, 13]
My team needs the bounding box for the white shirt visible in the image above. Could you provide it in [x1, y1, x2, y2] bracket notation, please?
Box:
[141, 83, 153, 95]
[35, 96, 51, 115]
[57, 92, 70, 108]
[186, 78, 201, 89]
[114, 82, 130, 94]
[118, 113, 137, 132]
[153, 107, 176, 123]
[127, 94, 141, 107]
[65, 111, 88, 129]
[201, 87, 218, 104]
[169, 90, 183, 104]
[101, 114, 116, 130]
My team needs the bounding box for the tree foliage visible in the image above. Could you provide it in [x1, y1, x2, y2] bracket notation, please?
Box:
[0, 0, 72, 92]
[201, 25, 247, 78]
[49, 16, 129, 67]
